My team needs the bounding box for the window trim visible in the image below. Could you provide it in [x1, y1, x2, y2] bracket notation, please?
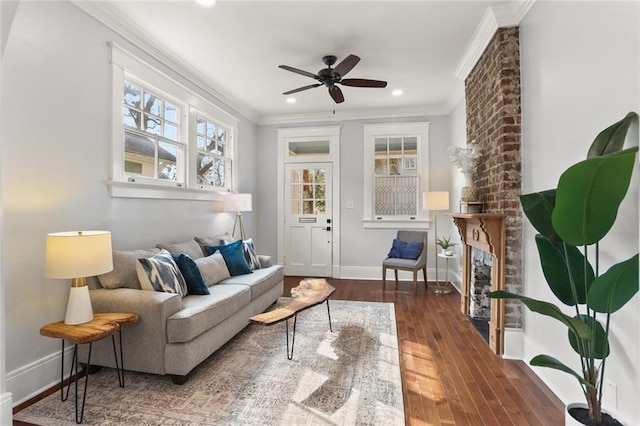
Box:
[109, 42, 238, 200]
[363, 122, 430, 229]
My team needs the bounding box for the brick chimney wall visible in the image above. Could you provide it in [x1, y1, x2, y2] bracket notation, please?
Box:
[465, 27, 523, 328]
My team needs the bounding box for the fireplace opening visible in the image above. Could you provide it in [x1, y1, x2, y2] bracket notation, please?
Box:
[468, 247, 492, 343]
[468, 316, 489, 343]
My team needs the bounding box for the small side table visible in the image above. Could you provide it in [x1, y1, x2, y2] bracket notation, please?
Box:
[435, 253, 457, 295]
[40, 312, 139, 424]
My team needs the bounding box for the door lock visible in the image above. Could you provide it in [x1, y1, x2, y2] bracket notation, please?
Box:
[323, 226, 332, 231]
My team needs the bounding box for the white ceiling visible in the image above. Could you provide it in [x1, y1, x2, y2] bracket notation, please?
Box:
[89, 1, 514, 122]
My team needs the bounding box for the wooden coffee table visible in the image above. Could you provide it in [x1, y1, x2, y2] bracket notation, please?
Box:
[250, 278, 335, 360]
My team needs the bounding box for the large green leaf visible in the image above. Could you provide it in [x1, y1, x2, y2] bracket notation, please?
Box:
[530, 354, 595, 388]
[568, 314, 610, 359]
[587, 254, 639, 313]
[489, 291, 592, 339]
[520, 190, 558, 241]
[587, 112, 639, 158]
[552, 148, 638, 246]
[535, 235, 594, 306]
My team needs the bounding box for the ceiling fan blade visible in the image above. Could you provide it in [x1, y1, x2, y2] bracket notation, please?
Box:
[278, 65, 320, 80]
[283, 84, 322, 95]
[333, 54, 360, 77]
[329, 86, 344, 104]
[340, 78, 388, 88]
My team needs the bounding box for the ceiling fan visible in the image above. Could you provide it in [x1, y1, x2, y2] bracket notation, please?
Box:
[279, 54, 388, 104]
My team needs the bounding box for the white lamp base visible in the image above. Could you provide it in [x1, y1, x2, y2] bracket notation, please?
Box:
[65, 286, 94, 325]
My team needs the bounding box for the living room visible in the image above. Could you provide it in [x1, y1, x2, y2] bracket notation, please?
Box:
[1, 1, 638, 425]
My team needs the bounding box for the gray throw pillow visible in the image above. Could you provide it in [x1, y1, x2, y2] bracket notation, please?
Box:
[195, 252, 231, 285]
[157, 240, 204, 259]
[97, 248, 161, 289]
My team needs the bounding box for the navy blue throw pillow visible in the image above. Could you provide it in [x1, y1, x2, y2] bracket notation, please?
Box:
[172, 254, 210, 295]
[203, 239, 253, 276]
[388, 239, 423, 260]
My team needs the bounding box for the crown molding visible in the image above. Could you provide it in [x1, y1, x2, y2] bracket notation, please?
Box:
[455, 0, 536, 81]
[71, 0, 259, 123]
[258, 104, 448, 126]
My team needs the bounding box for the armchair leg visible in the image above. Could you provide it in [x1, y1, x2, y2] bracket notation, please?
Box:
[413, 270, 418, 295]
[382, 266, 387, 292]
[423, 267, 428, 290]
[394, 269, 399, 290]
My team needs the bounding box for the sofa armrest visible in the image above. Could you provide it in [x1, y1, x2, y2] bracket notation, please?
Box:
[83, 288, 183, 375]
[258, 255, 273, 268]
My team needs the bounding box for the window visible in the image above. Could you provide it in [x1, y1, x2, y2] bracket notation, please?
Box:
[110, 43, 238, 200]
[363, 122, 430, 228]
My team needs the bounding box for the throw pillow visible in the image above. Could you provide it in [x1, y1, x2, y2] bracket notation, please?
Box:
[136, 249, 188, 297]
[203, 240, 252, 276]
[222, 238, 261, 270]
[195, 252, 231, 285]
[388, 239, 423, 260]
[97, 248, 161, 289]
[172, 254, 210, 295]
[194, 234, 234, 254]
[157, 240, 204, 260]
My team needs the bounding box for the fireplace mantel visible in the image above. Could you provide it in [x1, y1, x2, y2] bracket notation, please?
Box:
[449, 213, 506, 354]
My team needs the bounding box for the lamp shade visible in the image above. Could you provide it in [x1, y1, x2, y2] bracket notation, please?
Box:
[45, 231, 113, 278]
[223, 193, 252, 212]
[423, 191, 450, 211]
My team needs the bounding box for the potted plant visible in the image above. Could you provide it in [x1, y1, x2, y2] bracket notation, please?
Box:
[436, 236, 456, 256]
[489, 112, 639, 425]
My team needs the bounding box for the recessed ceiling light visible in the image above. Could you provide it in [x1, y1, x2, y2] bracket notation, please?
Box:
[195, 0, 216, 7]
[392, 89, 403, 97]
[286, 98, 296, 104]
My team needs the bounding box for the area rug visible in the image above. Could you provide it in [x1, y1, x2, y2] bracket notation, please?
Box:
[15, 299, 404, 425]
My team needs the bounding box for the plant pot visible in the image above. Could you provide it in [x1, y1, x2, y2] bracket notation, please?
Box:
[565, 402, 623, 426]
[443, 249, 454, 256]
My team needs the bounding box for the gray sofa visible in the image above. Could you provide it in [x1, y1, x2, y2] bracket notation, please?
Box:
[81, 236, 284, 384]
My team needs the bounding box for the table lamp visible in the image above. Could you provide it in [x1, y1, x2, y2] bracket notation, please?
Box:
[223, 193, 252, 241]
[423, 191, 450, 292]
[45, 231, 113, 325]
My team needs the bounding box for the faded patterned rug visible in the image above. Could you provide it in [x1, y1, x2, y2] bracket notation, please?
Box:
[15, 299, 404, 425]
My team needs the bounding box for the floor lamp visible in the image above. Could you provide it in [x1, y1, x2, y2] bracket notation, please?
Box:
[223, 193, 252, 241]
[423, 191, 451, 294]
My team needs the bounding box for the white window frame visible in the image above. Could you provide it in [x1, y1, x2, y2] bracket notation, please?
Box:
[109, 42, 238, 200]
[363, 122, 430, 229]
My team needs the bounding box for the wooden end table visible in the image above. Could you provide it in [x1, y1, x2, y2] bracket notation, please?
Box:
[250, 278, 335, 360]
[40, 312, 139, 424]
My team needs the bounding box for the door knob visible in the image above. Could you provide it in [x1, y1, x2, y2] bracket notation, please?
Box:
[323, 226, 332, 231]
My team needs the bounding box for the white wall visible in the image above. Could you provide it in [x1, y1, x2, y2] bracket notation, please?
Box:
[1, 1, 259, 405]
[257, 115, 453, 280]
[520, 2, 639, 423]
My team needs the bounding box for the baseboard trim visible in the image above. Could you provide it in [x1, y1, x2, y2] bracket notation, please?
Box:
[7, 346, 73, 406]
[338, 265, 461, 289]
[1, 391, 13, 425]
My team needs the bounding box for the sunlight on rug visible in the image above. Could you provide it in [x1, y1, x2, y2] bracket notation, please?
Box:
[15, 299, 404, 425]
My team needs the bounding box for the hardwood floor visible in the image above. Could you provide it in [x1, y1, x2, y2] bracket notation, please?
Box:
[14, 277, 565, 425]
[284, 276, 565, 426]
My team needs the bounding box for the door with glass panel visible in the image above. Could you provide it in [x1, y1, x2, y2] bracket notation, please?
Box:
[284, 163, 333, 276]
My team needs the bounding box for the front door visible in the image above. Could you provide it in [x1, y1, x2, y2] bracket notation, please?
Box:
[284, 163, 333, 277]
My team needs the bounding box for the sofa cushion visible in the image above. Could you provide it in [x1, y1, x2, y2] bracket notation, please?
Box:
[173, 254, 210, 295]
[219, 264, 284, 301]
[222, 238, 261, 270]
[97, 248, 161, 289]
[203, 240, 252, 276]
[195, 252, 230, 286]
[136, 249, 188, 297]
[194, 234, 233, 253]
[166, 284, 251, 343]
[157, 240, 204, 260]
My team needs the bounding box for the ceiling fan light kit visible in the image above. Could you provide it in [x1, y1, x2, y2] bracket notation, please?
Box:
[279, 54, 388, 104]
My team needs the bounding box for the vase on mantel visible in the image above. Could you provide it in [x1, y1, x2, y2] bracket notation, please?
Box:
[460, 171, 478, 202]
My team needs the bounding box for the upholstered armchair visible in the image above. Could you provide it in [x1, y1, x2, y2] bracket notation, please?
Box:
[382, 230, 428, 295]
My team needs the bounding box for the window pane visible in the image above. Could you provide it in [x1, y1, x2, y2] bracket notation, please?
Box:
[123, 106, 140, 129]
[216, 158, 226, 186]
[303, 201, 313, 214]
[218, 140, 225, 156]
[158, 142, 178, 181]
[389, 137, 402, 154]
[197, 154, 215, 185]
[218, 127, 226, 143]
[144, 114, 161, 135]
[290, 169, 301, 184]
[374, 138, 387, 155]
[206, 122, 215, 138]
[404, 136, 417, 154]
[290, 200, 301, 215]
[315, 200, 326, 214]
[164, 122, 178, 141]
[197, 118, 206, 135]
[197, 135, 206, 151]
[374, 158, 388, 175]
[388, 158, 401, 175]
[290, 184, 301, 200]
[204, 138, 216, 153]
[314, 185, 325, 200]
[124, 130, 154, 178]
[164, 101, 179, 124]
[143, 92, 161, 116]
[315, 169, 326, 183]
[303, 184, 312, 199]
[302, 169, 314, 183]
[123, 82, 141, 108]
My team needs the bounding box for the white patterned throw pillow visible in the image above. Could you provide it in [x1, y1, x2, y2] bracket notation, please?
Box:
[136, 249, 187, 297]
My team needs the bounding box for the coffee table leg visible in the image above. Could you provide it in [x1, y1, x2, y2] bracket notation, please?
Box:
[326, 299, 333, 333]
[285, 314, 298, 361]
